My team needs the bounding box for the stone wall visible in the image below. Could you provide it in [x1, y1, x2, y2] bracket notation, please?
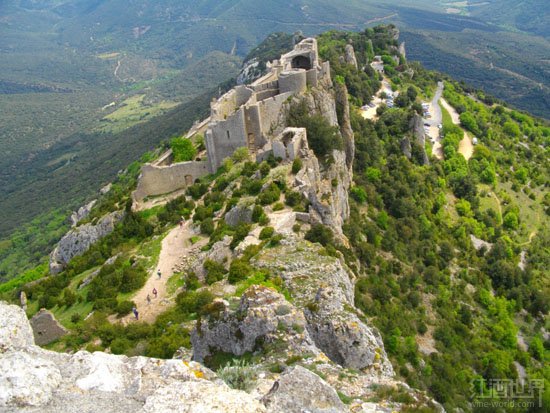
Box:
[133, 161, 209, 201]
[29, 309, 68, 346]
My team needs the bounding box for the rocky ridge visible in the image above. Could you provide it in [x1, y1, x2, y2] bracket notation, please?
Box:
[0, 301, 405, 413]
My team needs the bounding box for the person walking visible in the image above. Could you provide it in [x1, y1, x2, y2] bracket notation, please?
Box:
[152, 287, 157, 299]
[132, 307, 139, 320]
[146, 294, 151, 305]
[157, 269, 161, 279]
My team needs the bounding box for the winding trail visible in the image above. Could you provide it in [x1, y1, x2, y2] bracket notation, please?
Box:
[120, 221, 201, 324]
[440, 98, 474, 160]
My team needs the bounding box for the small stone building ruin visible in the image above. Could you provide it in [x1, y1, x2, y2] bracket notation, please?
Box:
[133, 38, 331, 202]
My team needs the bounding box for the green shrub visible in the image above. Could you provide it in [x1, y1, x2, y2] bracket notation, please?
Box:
[288, 101, 342, 159]
[258, 183, 281, 205]
[70, 313, 82, 324]
[177, 290, 214, 315]
[187, 182, 209, 200]
[259, 162, 271, 178]
[285, 191, 302, 207]
[242, 161, 258, 177]
[242, 178, 263, 195]
[217, 359, 256, 391]
[185, 272, 200, 291]
[259, 227, 275, 240]
[200, 218, 215, 235]
[170, 137, 197, 163]
[110, 337, 132, 355]
[272, 202, 284, 211]
[204, 260, 227, 284]
[228, 259, 253, 284]
[305, 224, 335, 247]
[116, 300, 136, 317]
[230, 223, 251, 249]
[252, 205, 265, 223]
[291, 158, 303, 174]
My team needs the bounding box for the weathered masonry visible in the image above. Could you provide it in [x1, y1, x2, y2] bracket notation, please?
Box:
[134, 38, 330, 202]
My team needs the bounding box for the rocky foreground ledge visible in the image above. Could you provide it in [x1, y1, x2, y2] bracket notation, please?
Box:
[0, 301, 401, 413]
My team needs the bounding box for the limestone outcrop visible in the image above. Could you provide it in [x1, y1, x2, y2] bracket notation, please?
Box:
[262, 365, 347, 413]
[191, 286, 319, 363]
[49, 211, 124, 275]
[29, 309, 68, 346]
[70, 200, 97, 227]
[0, 301, 264, 412]
[225, 205, 253, 227]
[0, 301, 407, 413]
[409, 113, 429, 165]
[254, 237, 394, 376]
[344, 44, 358, 69]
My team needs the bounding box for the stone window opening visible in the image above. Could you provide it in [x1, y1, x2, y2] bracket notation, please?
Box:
[291, 55, 312, 70]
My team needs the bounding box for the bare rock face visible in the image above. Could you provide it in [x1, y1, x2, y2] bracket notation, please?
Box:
[191, 286, 318, 363]
[409, 113, 429, 165]
[142, 381, 266, 413]
[0, 302, 34, 352]
[344, 44, 358, 69]
[29, 309, 68, 346]
[255, 238, 394, 376]
[49, 211, 124, 275]
[262, 365, 347, 413]
[70, 200, 97, 227]
[0, 301, 265, 413]
[225, 205, 253, 227]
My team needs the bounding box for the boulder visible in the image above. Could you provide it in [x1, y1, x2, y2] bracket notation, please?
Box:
[0, 301, 266, 413]
[262, 366, 348, 413]
[142, 381, 266, 413]
[192, 286, 317, 363]
[30, 309, 68, 346]
[49, 211, 124, 275]
[0, 302, 34, 353]
[70, 200, 97, 227]
[344, 44, 358, 69]
[225, 206, 253, 227]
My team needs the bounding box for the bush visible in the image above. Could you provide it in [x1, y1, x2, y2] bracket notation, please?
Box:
[291, 158, 303, 174]
[285, 191, 302, 207]
[116, 300, 136, 317]
[110, 337, 132, 355]
[200, 218, 215, 235]
[228, 259, 253, 284]
[350, 187, 367, 203]
[204, 260, 227, 284]
[230, 223, 251, 249]
[170, 137, 197, 163]
[217, 359, 256, 391]
[305, 224, 335, 247]
[272, 202, 284, 211]
[259, 227, 275, 240]
[252, 205, 265, 223]
[288, 101, 343, 159]
[258, 183, 281, 205]
[70, 313, 82, 324]
[177, 290, 214, 315]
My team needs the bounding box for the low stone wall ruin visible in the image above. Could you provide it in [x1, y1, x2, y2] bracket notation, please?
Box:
[133, 160, 209, 202]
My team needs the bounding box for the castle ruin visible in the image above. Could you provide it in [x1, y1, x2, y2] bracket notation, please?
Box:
[133, 38, 331, 202]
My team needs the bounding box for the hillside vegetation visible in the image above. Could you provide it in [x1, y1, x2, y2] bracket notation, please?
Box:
[1, 26, 548, 411]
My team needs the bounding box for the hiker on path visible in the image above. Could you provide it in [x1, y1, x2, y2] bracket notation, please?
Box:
[146, 294, 151, 304]
[157, 269, 161, 279]
[132, 307, 139, 320]
[152, 287, 158, 298]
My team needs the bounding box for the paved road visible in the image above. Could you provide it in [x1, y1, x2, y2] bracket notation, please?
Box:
[428, 81, 443, 126]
